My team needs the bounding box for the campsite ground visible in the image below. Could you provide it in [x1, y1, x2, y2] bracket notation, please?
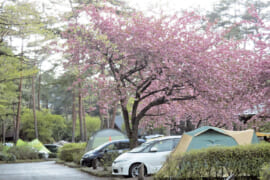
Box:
[0, 161, 106, 180]
[63, 161, 154, 179]
[0, 161, 154, 180]
[81, 166, 154, 180]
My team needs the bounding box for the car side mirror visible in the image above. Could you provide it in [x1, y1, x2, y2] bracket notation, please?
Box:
[118, 150, 123, 154]
[150, 147, 158, 152]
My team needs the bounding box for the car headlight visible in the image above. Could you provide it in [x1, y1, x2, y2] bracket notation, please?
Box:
[83, 153, 93, 158]
[113, 159, 128, 164]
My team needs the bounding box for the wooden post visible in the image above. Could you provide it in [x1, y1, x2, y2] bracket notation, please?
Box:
[138, 163, 144, 180]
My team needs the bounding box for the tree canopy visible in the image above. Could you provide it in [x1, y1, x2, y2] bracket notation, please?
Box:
[62, 3, 269, 147]
[0, 0, 269, 147]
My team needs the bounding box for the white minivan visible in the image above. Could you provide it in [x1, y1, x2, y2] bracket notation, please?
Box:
[112, 136, 181, 177]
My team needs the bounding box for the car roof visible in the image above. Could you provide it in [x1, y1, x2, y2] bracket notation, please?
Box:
[146, 135, 181, 142]
[145, 134, 164, 139]
[99, 138, 145, 146]
[108, 138, 145, 143]
[44, 144, 61, 147]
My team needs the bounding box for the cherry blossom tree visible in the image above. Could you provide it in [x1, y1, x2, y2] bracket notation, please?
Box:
[244, 6, 270, 126]
[62, 5, 269, 147]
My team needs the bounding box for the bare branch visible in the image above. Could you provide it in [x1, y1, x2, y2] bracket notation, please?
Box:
[144, 113, 166, 117]
[136, 95, 196, 123]
[170, 96, 196, 101]
[139, 87, 168, 101]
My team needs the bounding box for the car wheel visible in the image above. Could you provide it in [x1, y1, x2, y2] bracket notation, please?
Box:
[129, 163, 146, 178]
[96, 158, 102, 167]
[92, 158, 102, 169]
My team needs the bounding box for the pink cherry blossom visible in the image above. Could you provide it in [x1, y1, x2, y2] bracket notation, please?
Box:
[62, 4, 270, 147]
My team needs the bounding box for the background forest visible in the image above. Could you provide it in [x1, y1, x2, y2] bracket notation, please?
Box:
[0, 0, 269, 145]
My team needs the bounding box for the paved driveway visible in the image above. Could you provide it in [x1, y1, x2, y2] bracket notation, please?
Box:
[0, 161, 107, 180]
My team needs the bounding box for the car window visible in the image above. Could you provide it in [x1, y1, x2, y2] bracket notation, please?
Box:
[130, 141, 155, 153]
[118, 142, 129, 149]
[129, 138, 180, 153]
[151, 139, 173, 152]
[173, 138, 180, 148]
[106, 143, 117, 151]
[45, 145, 58, 153]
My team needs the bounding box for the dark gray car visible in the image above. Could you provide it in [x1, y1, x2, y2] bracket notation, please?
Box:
[80, 139, 145, 167]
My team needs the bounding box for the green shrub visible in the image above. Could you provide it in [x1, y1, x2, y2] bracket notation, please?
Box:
[7, 146, 39, 160]
[101, 152, 119, 170]
[260, 163, 270, 180]
[156, 143, 270, 179]
[21, 109, 66, 143]
[58, 143, 86, 162]
[0, 144, 4, 151]
[0, 152, 16, 162]
[0, 152, 5, 161]
[72, 151, 85, 164]
[0, 144, 12, 153]
[48, 153, 57, 158]
[75, 116, 100, 141]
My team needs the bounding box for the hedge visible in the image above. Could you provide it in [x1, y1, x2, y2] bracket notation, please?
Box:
[7, 146, 39, 160]
[0, 152, 16, 162]
[260, 163, 270, 180]
[156, 143, 270, 179]
[58, 143, 86, 163]
[0, 143, 42, 161]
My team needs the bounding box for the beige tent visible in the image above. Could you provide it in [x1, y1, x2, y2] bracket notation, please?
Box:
[172, 126, 259, 155]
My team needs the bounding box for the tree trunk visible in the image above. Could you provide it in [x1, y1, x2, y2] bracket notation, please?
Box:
[29, 95, 32, 109]
[72, 91, 77, 142]
[13, 102, 16, 141]
[98, 104, 107, 129]
[45, 99, 49, 109]
[15, 74, 23, 143]
[37, 74, 41, 110]
[129, 129, 139, 149]
[120, 99, 139, 149]
[2, 118, 5, 144]
[32, 75, 38, 139]
[78, 83, 84, 141]
[196, 120, 202, 128]
[15, 41, 24, 143]
[98, 65, 107, 129]
[64, 106, 68, 121]
[83, 105, 87, 141]
[109, 103, 117, 129]
[99, 110, 105, 129]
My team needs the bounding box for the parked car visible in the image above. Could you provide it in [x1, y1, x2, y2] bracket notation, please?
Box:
[44, 144, 61, 153]
[80, 139, 145, 167]
[112, 136, 181, 177]
[3, 142, 14, 147]
[144, 134, 164, 141]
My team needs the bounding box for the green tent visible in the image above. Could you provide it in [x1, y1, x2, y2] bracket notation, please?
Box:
[28, 139, 50, 153]
[86, 128, 127, 152]
[16, 139, 28, 147]
[172, 126, 259, 155]
[16, 139, 50, 153]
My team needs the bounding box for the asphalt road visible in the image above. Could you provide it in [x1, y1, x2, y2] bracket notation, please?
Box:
[0, 161, 107, 180]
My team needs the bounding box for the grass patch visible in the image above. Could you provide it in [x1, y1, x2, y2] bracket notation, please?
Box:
[80, 167, 112, 177]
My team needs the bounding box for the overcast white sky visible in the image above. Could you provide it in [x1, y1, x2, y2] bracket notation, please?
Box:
[0, 0, 236, 72]
[126, 0, 218, 13]
[30, 0, 218, 71]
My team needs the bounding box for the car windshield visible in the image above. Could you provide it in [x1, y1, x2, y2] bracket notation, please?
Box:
[129, 141, 155, 153]
[93, 142, 112, 152]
